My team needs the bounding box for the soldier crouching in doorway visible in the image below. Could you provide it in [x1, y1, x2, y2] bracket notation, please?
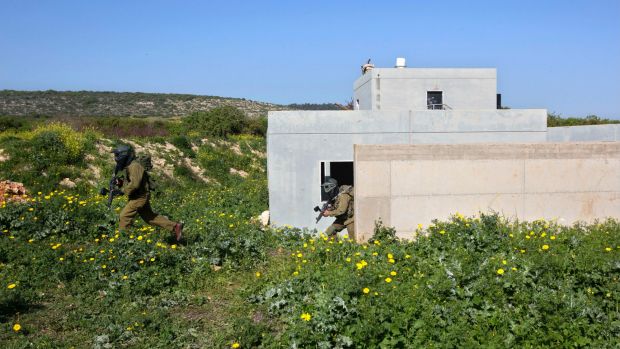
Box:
[111, 145, 184, 241]
[321, 178, 355, 241]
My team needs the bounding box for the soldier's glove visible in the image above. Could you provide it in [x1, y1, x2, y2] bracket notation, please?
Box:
[114, 178, 124, 187]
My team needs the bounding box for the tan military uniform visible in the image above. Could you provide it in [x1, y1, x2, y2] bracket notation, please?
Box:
[324, 185, 355, 240]
[119, 161, 176, 232]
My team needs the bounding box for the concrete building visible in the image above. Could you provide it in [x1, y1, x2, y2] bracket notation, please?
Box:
[267, 60, 620, 240]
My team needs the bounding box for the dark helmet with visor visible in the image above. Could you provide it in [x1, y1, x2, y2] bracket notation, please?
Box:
[111, 145, 135, 173]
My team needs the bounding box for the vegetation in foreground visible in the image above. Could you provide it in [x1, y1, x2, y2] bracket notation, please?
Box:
[0, 119, 619, 348]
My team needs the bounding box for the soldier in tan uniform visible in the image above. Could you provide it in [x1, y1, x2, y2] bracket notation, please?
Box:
[322, 178, 355, 240]
[112, 145, 183, 241]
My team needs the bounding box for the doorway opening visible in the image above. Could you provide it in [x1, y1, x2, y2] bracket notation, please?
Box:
[320, 161, 354, 201]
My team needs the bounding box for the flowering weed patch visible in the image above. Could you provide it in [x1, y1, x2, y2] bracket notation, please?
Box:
[247, 215, 620, 348]
[0, 128, 618, 347]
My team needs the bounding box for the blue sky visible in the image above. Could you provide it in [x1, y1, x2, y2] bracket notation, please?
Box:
[1, 0, 619, 118]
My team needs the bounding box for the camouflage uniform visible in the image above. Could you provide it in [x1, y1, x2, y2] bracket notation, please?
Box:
[119, 161, 177, 232]
[324, 185, 355, 240]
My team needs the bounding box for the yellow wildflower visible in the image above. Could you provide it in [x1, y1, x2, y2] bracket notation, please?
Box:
[13, 323, 21, 332]
[542, 244, 549, 250]
[231, 343, 241, 349]
[385, 277, 392, 283]
[363, 287, 370, 294]
[356, 260, 368, 270]
[255, 272, 261, 278]
[497, 268, 505, 275]
[300, 312, 312, 321]
[7, 283, 17, 289]
[390, 271, 397, 276]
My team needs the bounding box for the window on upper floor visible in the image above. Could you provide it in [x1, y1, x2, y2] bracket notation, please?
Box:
[427, 91, 443, 110]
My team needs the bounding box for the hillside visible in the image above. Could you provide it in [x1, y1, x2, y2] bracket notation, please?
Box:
[0, 90, 344, 118]
[0, 121, 618, 347]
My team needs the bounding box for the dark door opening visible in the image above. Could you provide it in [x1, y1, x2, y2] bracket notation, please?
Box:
[320, 161, 354, 201]
[427, 91, 443, 110]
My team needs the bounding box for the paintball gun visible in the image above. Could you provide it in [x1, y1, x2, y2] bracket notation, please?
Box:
[313, 198, 335, 224]
[99, 172, 124, 208]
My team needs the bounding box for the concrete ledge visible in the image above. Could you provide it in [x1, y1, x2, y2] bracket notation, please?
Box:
[355, 142, 620, 161]
[547, 124, 620, 142]
[268, 109, 547, 134]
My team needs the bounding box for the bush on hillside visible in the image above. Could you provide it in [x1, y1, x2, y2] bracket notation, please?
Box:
[0, 116, 33, 132]
[244, 115, 267, 136]
[0, 122, 96, 191]
[170, 135, 196, 158]
[183, 106, 248, 137]
[547, 112, 620, 127]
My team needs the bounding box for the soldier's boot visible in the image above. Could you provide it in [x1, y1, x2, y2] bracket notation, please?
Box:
[174, 222, 184, 242]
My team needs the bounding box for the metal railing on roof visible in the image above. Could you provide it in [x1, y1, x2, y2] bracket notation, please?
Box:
[427, 103, 453, 110]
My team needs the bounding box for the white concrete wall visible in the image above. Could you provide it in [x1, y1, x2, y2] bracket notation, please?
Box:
[547, 124, 620, 142]
[267, 109, 547, 231]
[353, 68, 497, 111]
[354, 142, 620, 241]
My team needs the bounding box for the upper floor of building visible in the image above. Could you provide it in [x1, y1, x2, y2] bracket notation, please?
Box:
[353, 60, 499, 111]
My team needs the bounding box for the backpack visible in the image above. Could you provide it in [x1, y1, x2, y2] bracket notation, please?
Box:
[338, 185, 354, 219]
[135, 153, 153, 171]
[134, 153, 155, 192]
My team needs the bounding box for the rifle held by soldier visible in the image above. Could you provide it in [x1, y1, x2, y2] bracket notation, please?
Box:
[99, 172, 124, 208]
[313, 197, 334, 223]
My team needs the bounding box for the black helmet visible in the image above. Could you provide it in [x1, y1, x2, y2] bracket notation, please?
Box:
[321, 177, 338, 195]
[112, 145, 134, 173]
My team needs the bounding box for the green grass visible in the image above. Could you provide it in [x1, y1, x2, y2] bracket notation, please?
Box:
[0, 124, 619, 348]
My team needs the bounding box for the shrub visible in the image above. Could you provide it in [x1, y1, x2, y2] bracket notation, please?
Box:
[244, 116, 267, 136]
[183, 106, 248, 137]
[547, 112, 620, 127]
[30, 122, 86, 163]
[0, 116, 33, 132]
[170, 135, 196, 158]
